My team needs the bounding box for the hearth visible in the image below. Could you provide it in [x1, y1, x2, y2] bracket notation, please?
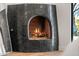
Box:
[7, 4, 58, 52]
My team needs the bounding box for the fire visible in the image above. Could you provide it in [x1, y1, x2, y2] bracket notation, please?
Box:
[34, 28, 40, 33]
[32, 28, 48, 38]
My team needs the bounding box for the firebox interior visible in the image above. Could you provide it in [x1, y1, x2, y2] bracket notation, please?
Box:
[29, 16, 52, 40]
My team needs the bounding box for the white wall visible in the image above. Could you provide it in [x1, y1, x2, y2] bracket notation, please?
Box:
[0, 3, 12, 52]
[63, 38, 79, 56]
[0, 3, 6, 11]
[54, 3, 71, 50]
[0, 31, 6, 55]
[0, 3, 6, 55]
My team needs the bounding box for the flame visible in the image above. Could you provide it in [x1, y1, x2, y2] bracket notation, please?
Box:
[35, 28, 40, 33]
[35, 28, 38, 33]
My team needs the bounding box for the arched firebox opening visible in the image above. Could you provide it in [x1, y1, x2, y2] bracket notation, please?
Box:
[28, 15, 52, 40]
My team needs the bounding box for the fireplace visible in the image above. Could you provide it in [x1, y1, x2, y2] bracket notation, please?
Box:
[28, 16, 52, 40]
[7, 4, 58, 52]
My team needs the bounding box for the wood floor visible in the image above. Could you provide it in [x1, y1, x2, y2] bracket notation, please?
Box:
[6, 51, 63, 56]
